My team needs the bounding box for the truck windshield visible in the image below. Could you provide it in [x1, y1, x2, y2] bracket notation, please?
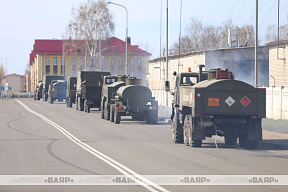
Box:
[182, 77, 197, 85]
[106, 78, 116, 84]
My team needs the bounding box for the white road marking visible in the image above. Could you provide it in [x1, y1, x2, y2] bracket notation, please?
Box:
[16, 100, 169, 192]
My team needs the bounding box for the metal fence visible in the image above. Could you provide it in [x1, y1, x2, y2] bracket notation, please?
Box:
[0, 92, 34, 99]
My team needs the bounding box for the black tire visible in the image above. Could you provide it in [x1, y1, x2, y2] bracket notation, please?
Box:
[87, 106, 90, 113]
[225, 134, 237, 146]
[78, 97, 84, 111]
[151, 111, 158, 124]
[69, 98, 72, 108]
[145, 112, 151, 124]
[75, 96, 79, 110]
[45, 94, 48, 101]
[101, 99, 105, 119]
[115, 111, 121, 124]
[34, 94, 36, 100]
[110, 104, 115, 122]
[188, 116, 202, 147]
[172, 114, 184, 143]
[51, 98, 54, 104]
[104, 102, 110, 120]
[239, 135, 258, 149]
[183, 116, 190, 146]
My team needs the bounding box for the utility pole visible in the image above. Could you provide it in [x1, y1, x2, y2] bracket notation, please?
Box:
[165, 0, 169, 106]
[255, 0, 258, 87]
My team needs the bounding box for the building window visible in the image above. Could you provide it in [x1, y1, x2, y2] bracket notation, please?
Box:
[130, 58, 134, 76]
[111, 57, 115, 74]
[80, 57, 84, 71]
[72, 57, 77, 77]
[53, 57, 57, 65]
[119, 58, 122, 66]
[45, 57, 50, 75]
[137, 57, 142, 66]
[61, 57, 65, 76]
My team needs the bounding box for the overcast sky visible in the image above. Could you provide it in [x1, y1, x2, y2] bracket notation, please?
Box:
[0, 0, 287, 75]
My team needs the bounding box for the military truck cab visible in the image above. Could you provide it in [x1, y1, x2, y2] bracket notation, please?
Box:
[167, 65, 265, 149]
[34, 81, 43, 100]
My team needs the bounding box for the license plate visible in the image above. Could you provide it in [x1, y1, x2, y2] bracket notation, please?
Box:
[208, 98, 219, 106]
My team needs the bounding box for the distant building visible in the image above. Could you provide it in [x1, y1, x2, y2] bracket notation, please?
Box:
[30, 37, 151, 92]
[2, 73, 26, 92]
[26, 73, 31, 92]
[266, 40, 288, 87]
[148, 46, 269, 92]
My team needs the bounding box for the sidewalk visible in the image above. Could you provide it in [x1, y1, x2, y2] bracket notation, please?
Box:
[262, 130, 288, 148]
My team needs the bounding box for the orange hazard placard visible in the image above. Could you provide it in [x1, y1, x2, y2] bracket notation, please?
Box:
[208, 98, 219, 106]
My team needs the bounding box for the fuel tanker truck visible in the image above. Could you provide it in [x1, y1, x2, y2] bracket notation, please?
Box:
[165, 65, 266, 149]
[109, 77, 159, 124]
[101, 75, 124, 120]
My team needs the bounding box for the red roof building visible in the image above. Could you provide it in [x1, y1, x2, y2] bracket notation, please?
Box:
[29, 37, 151, 92]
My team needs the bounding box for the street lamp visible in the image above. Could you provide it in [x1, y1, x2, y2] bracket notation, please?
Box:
[108, 2, 128, 76]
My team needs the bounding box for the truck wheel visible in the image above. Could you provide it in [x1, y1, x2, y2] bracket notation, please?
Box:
[145, 112, 151, 124]
[34, 94, 36, 100]
[115, 111, 121, 124]
[183, 116, 190, 146]
[69, 98, 73, 108]
[101, 99, 105, 119]
[51, 98, 54, 104]
[225, 134, 237, 146]
[190, 117, 202, 147]
[172, 115, 184, 143]
[45, 94, 48, 101]
[78, 97, 84, 111]
[239, 135, 258, 149]
[75, 96, 79, 110]
[110, 104, 115, 122]
[151, 111, 158, 124]
[105, 102, 110, 120]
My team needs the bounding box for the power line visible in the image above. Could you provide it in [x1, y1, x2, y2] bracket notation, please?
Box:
[234, 0, 248, 24]
[260, 0, 277, 27]
[230, 0, 240, 21]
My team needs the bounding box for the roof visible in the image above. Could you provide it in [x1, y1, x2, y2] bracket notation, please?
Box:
[149, 45, 268, 63]
[265, 40, 288, 47]
[30, 37, 151, 66]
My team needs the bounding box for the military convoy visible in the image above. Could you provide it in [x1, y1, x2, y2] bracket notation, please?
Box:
[31, 63, 267, 150]
[34, 81, 43, 100]
[165, 65, 266, 149]
[42, 75, 65, 101]
[75, 71, 110, 113]
[66, 77, 77, 108]
[101, 75, 158, 124]
[47, 80, 66, 104]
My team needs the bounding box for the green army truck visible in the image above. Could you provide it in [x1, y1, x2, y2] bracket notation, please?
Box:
[166, 65, 266, 149]
[47, 80, 66, 104]
[101, 75, 126, 120]
[66, 77, 77, 108]
[34, 81, 43, 100]
[75, 71, 110, 113]
[110, 77, 159, 124]
[42, 75, 65, 101]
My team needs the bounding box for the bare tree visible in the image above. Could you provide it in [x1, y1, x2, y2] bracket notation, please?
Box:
[0, 63, 5, 86]
[266, 24, 288, 43]
[238, 24, 255, 46]
[64, 0, 115, 70]
[24, 62, 30, 75]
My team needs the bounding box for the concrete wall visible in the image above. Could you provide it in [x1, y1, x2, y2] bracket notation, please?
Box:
[269, 45, 288, 87]
[266, 86, 288, 120]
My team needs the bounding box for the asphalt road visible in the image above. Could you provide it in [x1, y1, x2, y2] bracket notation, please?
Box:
[0, 99, 287, 192]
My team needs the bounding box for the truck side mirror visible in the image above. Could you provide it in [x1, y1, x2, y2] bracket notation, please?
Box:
[165, 81, 170, 92]
[173, 71, 177, 76]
